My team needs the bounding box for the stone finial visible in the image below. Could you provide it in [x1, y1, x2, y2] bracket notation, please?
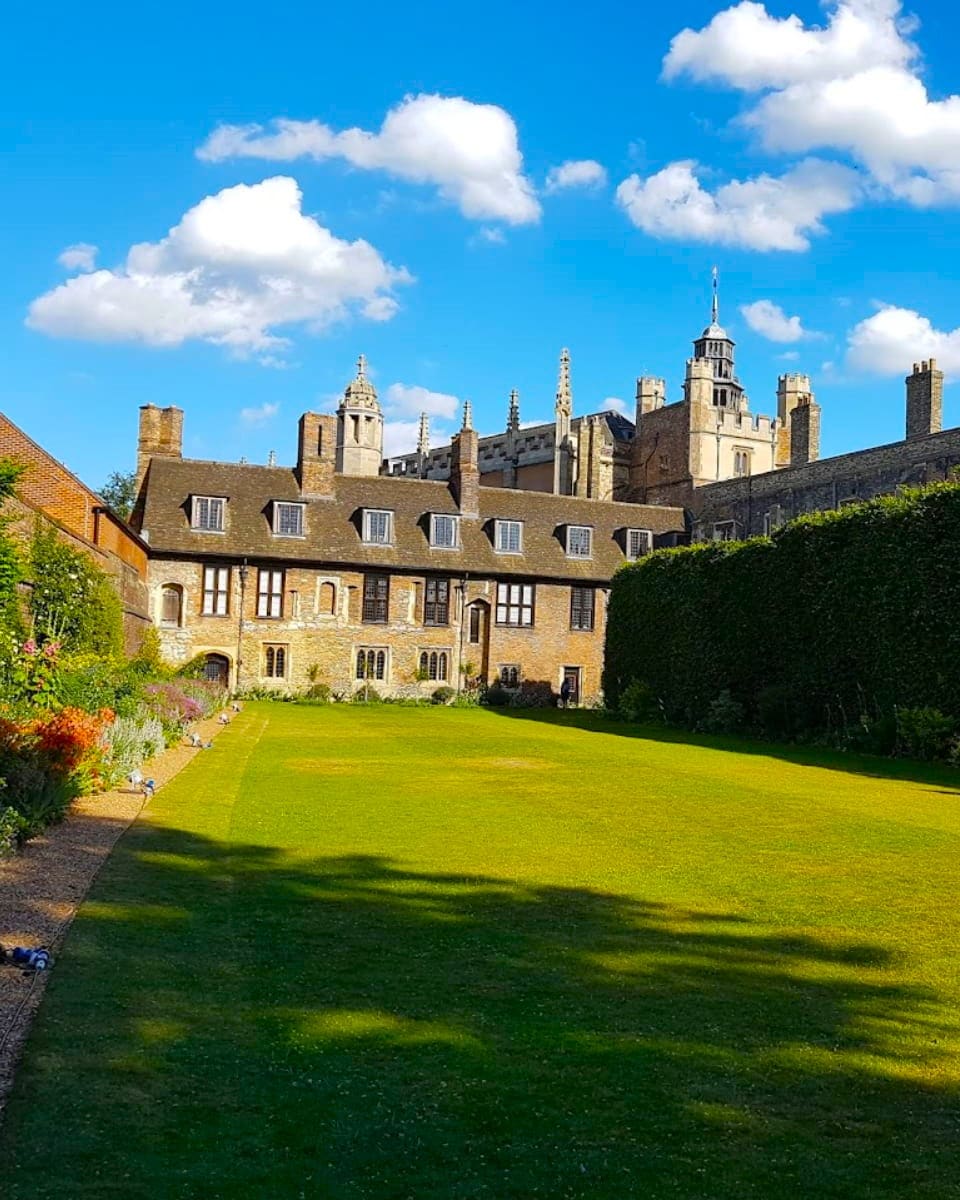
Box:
[356, 353, 367, 380]
[555, 348, 572, 416]
[267, 449, 277, 467]
[462, 399, 473, 431]
[508, 388, 520, 433]
[417, 411, 430, 456]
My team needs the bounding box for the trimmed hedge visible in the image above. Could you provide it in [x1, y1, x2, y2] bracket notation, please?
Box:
[603, 482, 960, 738]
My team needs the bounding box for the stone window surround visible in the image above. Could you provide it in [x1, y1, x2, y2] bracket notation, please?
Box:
[263, 644, 288, 678]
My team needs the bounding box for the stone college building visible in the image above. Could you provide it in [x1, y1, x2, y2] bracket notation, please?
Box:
[131, 282, 959, 698]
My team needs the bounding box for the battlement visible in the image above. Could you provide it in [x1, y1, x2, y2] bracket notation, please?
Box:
[778, 373, 812, 389]
[714, 409, 776, 439]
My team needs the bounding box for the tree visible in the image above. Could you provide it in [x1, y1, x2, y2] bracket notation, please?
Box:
[99, 471, 137, 522]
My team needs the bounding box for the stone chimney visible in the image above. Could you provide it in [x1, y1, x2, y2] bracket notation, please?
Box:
[137, 404, 183, 488]
[297, 412, 337, 496]
[450, 400, 480, 518]
[906, 358, 943, 440]
[776, 374, 813, 467]
[789, 397, 821, 466]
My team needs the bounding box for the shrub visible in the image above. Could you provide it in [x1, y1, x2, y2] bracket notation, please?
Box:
[509, 681, 556, 709]
[896, 707, 956, 761]
[481, 683, 510, 708]
[431, 686, 455, 705]
[618, 679, 662, 724]
[100, 712, 166, 786]
[352, 686, 382, 704]
[700, 690, 747, 735]
[304, 682, 331, 702]
[29, 522, 123, 657]
[0, 801, 28, 858]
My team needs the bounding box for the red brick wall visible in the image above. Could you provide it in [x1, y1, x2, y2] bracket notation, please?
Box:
[0, 412, 146, 579]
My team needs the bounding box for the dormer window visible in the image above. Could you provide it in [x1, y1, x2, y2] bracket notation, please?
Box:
[566, 525, 593, 559]
[625, 529, 652, 560]
[430, 514, 460, 549]
[362, 509, 393, 545]
[191, 496, 225, 532]
[273, 501, 305, 538]
[494, 519, 523, 554]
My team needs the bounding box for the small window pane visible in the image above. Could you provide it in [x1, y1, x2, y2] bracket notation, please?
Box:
[364, 510, 392, 544]
[495, 521, 522, 553]
[567, 526, 592, 558]
[257, 569, 284, 618]
[274, 503, 304, 537]
[193, 497, 225, 532]
[495, 581, 534, 627]
[626, 529, 651, 560]
[431, 515, 458, 548]
[202, 566, 229, 615]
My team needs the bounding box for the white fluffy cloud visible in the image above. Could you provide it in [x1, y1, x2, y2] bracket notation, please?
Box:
[663, 0, 911, 89]
[544, 160, 608, 193]
[385, 383, 460, 420]
[616, 158, 858, 251]
[600, 397, 629, 415]
[847, 305, 960, 374]
[740, 299, 813, 342]
[27, 177, 411, 358]
[240, 401, 279, 426]
[197, 95, 540, 226]
[58, 243, 98, 272]
[665, 1, 960, 204]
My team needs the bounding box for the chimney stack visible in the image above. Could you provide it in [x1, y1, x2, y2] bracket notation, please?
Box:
[905, 358, 943, 440]
[136, 404, 183, 489]
[789, 396, 821, 467]
[450, 401, 480, 518]
[297, 412, 337, 496]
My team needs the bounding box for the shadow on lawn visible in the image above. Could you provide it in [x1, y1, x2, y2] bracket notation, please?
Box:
[492, 707, 960, 792]
[4, 834, 959, 1199]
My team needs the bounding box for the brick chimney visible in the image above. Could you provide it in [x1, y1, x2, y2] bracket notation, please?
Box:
[450, 400, 479, 518]
[789, 397, 821, 466]
[137, 404, 183, 488]
[297, 412, 337, 496]
[906, 358, 943, 440]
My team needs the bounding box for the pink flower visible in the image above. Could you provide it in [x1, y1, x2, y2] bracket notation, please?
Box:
[22, 639, 36, 655]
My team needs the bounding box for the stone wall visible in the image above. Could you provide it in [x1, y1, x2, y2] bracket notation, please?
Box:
[150, 558, 609, 699]
[690, 425, 960, 540]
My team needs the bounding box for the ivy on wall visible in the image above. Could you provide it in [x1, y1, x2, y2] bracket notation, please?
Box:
[603, 483, 960, 737]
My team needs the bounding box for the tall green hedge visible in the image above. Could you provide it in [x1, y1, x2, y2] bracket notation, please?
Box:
[603, 483, 960, 734]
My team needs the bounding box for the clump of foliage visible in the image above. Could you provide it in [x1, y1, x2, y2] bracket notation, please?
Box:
[431, 686, 455, 705]
[604, 482, 960, 762]
[618, 679, 662, 724]
[99, 470, 138, 523]
[29, 523, 123, 657]
[508, 680, 557, 709]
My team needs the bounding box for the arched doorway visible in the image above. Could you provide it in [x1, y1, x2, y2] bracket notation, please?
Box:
[203, 653, 230, 687]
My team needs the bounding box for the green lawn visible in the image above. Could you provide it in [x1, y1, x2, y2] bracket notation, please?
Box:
[4, 705, 960, 1199]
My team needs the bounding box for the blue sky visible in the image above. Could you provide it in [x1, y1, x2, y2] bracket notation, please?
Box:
[2, 0, 959, 489]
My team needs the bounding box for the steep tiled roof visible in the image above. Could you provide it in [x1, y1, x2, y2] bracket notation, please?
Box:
[138, 458, 685, 583]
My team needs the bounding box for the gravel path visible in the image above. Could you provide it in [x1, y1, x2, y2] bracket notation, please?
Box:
[0, 713, 231, 1118]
